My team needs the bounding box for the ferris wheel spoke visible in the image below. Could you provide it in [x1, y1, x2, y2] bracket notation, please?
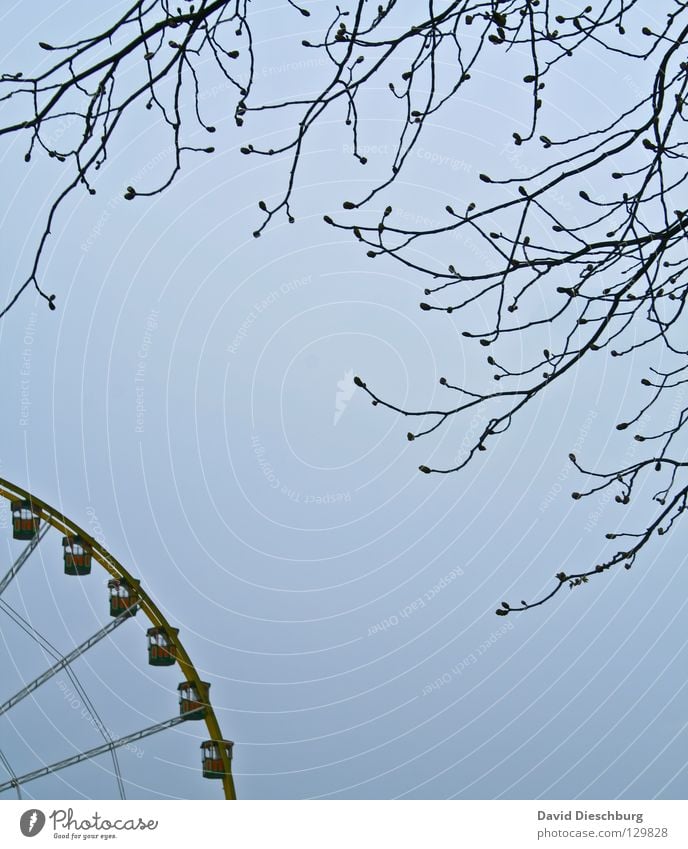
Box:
[0, 714, 190, 794]
[0, 477, 236, 799]
[0, 598, 127, 799]
[0, 521, 49, 598]
[0, 603, 138, 717]
[0, 747, 21, 798]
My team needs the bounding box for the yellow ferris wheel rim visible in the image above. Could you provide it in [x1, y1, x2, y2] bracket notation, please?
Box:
[0, 476, 236, 800]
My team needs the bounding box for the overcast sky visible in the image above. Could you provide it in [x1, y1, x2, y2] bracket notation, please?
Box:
[0, 1, 686, 800]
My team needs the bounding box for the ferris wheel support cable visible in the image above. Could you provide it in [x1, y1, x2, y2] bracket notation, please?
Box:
[0, 598, 127, 799]
[0, 714, 190, 794]
[0, 476, 236, 800]
[0, 521, 49, 597]
[0, 603, 137, 718]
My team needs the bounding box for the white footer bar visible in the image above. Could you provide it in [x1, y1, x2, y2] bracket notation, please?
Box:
[1, 800, 686, 848]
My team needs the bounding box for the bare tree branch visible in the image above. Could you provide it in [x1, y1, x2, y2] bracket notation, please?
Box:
[2, 0, 686, 616]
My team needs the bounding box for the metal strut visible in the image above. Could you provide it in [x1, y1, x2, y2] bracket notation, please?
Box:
[0, 475, 236, 800]
[0, 714, 189, 793]
[0, 597, 127, 800]
[0, 604, 138, 717]
[0, 522, 49, 598]
[0, 748, 21, 799]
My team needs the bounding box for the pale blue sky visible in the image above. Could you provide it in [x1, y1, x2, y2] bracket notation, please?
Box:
[0, 1, 686, 800]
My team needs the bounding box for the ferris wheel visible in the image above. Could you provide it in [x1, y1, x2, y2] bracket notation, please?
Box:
[0, 477, 236, 800]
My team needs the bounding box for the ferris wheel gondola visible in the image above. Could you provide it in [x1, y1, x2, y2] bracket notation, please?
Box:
[0, 477, 236, 800]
